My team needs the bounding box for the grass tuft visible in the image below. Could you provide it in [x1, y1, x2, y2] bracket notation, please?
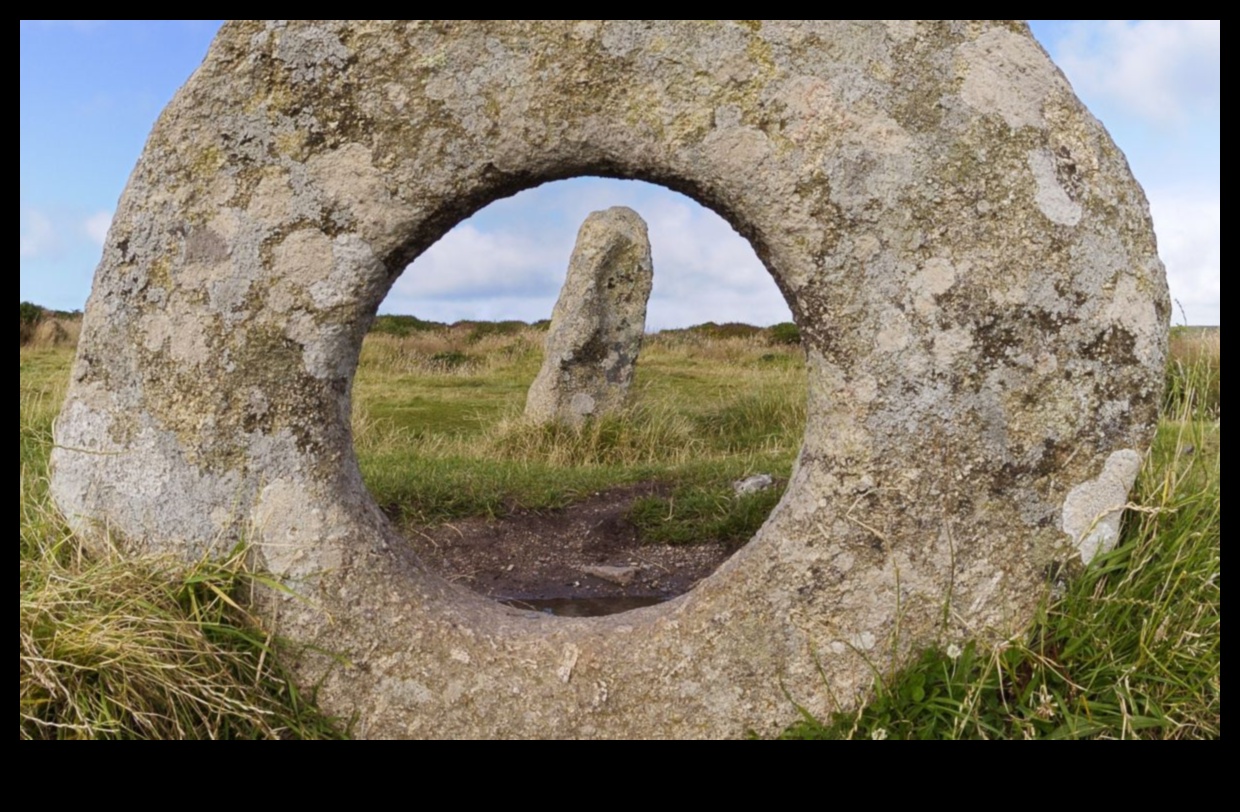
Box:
[19, 474, 346, 740]
[20, 345, 344, 739]
[485, 404, 702, 467]
[628, 483, 786, 547]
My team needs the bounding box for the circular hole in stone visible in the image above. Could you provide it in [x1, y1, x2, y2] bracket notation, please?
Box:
[355, 177, 806, 617]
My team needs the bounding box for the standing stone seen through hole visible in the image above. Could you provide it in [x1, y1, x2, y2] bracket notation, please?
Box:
[524, 206, 653, 425]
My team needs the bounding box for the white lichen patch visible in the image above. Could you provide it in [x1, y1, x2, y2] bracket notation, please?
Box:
[958, 27, 1063, 130]
[875, 307, 912, 352]
[1028, 149, 1082, 226]
[255, 477, 344, 578]
[911, 257, 958, 317]
[932, 325, 975, 369]
[1102, 272, 1165, 367]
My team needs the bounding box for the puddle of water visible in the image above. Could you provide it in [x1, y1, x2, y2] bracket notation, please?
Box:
[503, 595, 669, 617]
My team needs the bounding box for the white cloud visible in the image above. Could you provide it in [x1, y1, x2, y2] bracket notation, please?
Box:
[20, 209, 56, 258]
[641, 196, 789, 329]
[1148, 189, 1220, 325]
[387, 181, 791, 330]
[396, 223, 570, 301]
[83, 211, 112, 246]
[1054, 20, 1219, 125]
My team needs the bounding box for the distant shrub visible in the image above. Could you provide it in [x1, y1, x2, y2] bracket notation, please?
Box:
[708, 322, 763, 340]
[654, 321, 765, 343]
[766, 322, 800, 345]
[33, 320, 70, 347]
[676, 321, 762, 340]
[20, 301, 43, 345]
[20, 302, 44, 325]
[465, 320, 528, 343]
[20, 302, 82, 348]
[370, 314, 445, 337]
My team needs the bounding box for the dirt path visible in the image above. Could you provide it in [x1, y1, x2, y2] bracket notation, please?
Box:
[404, 483, 732, 614]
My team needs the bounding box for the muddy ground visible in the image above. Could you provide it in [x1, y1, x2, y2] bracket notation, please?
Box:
[405, 483, 733, 615]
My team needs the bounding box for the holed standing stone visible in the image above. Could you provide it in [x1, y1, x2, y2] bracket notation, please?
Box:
[50, 21, 1168, 738]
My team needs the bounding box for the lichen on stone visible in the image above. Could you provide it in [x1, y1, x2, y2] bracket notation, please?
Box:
[51, 20, 1167, 739]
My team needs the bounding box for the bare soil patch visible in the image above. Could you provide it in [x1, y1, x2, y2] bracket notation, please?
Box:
[405, 482, 731, 611]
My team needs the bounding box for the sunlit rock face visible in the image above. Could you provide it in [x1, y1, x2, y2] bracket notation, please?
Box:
[525, 206, 653, 426]
[51, 20, 1167, 739]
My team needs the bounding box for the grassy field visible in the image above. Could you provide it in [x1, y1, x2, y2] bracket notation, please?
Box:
[19, 313, 1219, 739]
[355, 319, 803, 541]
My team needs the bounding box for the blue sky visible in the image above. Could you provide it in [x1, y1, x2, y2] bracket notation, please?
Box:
[20, 21, 1220, 328]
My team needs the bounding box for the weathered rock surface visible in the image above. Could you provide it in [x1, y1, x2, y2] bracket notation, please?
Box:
[51, 21, 1168, 739]
[525, 207, 653, 425]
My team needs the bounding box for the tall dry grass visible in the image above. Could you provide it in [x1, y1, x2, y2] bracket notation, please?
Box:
[358, 326, 544, 375]
[20, 342, 344, 739]
[21, 505, 342, 740]
[19, 313, 1220, 738]
[354, 325, 806, 467]
[1166, 327, 1219, 417]
[20, 316, 81, 349]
